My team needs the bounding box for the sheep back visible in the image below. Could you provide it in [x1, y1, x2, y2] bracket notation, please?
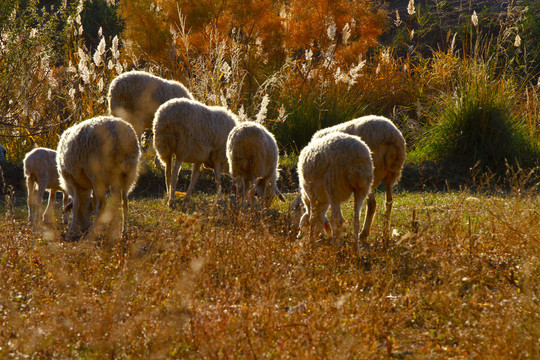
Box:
[153, 98, 239, 170]
[299, 132, 373, 205]
[312, 115, 406, 185]
[227, 121, 279, 183]
[108, 70, 193, 136]
[57, 116, 141, 197]
[23, 147, 61, 191]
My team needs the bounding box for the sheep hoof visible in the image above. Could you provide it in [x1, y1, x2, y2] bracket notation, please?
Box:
[64, 232, 82, 242]
[167, 198, 178, 208]
[355, 241, 370, 253]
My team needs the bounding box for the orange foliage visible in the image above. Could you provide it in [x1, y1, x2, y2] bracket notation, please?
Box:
[160, 0, 285, 65]
[118, 0, 172, 64]
[286, 0, 387, 64]
[120, 0, 386, 66]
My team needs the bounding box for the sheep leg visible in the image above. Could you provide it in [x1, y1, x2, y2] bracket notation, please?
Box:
[184, 162, 201, 202]
[235, 178, 242, 198]
[81, 191, 93, 232]
[90, 187, 106, 237]
[35, 182, 46, 224]
[168, 158, 183, 207]
[61, 191, 70, 224]
[68, 187, 92, 238]
[310, 202, 329, 241]
[308, 205, 318, 240]
[297, 195, 310, 239]
[329, 202, 344, 248]
[383, 181, 393, 248]
[107, 185, 124, 238]
[26, 177, 37, 223]
[162, 155, 173, 201]
[68, 193, 80, 237]
[121, 188, 129, 235]
[353, 192, 366, 255]
[213, 163, 223, 201]
[289, 195, 304, 232]
[42, 190, 55, 224]
[360, 192, 376, 242]
[236, 178, 246, 208]
[246, 177, 256, 209]
[306, 195, 318, 240]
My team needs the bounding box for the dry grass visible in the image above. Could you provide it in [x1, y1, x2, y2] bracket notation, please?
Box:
[0, 188, 538, 359]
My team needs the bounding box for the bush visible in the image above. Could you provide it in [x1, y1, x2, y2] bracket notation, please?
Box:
[412, 60, 539, 176]
[0, 1, 132, 163]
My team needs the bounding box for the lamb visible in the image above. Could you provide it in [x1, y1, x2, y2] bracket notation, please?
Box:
[0, 144, 6, 163]
[298, 132, 374, 252]
[57, 116, 141, 238]
[226, 121, 285, 207]
[108, 70, 194, 137]
[293, 115, 406, 246]
[23, 147, 69, 225]
[153, 98, 239, 206]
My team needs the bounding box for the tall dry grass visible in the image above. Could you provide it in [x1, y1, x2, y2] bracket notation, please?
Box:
[1, 187, 538, 358]
[1, 2, 539, 356]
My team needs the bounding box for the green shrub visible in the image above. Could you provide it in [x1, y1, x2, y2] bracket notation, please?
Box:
[413, 61, 539, 175]
[271, 84, 366, 152]
[81, 0, 123, 51]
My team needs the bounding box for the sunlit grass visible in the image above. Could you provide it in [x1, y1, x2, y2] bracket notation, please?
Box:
[1, 189, 538, 358]
[1, 1, 539, 357]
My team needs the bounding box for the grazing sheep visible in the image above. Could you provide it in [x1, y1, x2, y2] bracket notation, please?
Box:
[108, 70, 194, 137]
[153, 98, 239, 206]
[293, 115, 406, 246]
[298, 132, 374, 252]
[24, 147, 69, 225]
[226, 121, 285, 207]
[0, 144, 6, 162]
[57, 116, 141, 238]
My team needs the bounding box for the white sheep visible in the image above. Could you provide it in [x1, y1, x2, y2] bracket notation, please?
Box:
[57, 116, 141, 238]
[298, 132, 374, 252]
[23, 147, 69, 225]
[0, 144, 6, 162]
[108, 70, 194, 137]
[226, 121, 285, 207]
[293, 115, 406, 246]
[153, 98, 239, 206]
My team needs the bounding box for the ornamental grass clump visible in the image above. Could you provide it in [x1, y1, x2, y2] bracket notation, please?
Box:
[414, 61, 539, 176]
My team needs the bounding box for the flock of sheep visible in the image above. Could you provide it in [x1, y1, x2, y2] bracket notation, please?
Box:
[18, 70, 406, 251]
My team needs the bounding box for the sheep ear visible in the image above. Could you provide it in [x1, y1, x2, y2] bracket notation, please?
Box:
[275, 188, 285, 202]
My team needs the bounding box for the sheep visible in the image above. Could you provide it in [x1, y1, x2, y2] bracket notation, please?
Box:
[292, 115, 406, 247]
[153, 98, 239, 207]
[298, 132, 374, 253]
[0, 144, 6, 163]
[108, 70, 194, 137]
[23, 147, 69, 225]
[57, 116, 141, 238]
[226, 121, 285, 207]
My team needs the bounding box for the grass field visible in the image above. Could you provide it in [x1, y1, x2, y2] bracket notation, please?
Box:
[1, 186, 538, 358]
[1, 0, 539, 357]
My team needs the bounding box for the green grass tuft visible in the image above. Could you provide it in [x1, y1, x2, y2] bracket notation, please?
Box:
[412, 61, 540, 176]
